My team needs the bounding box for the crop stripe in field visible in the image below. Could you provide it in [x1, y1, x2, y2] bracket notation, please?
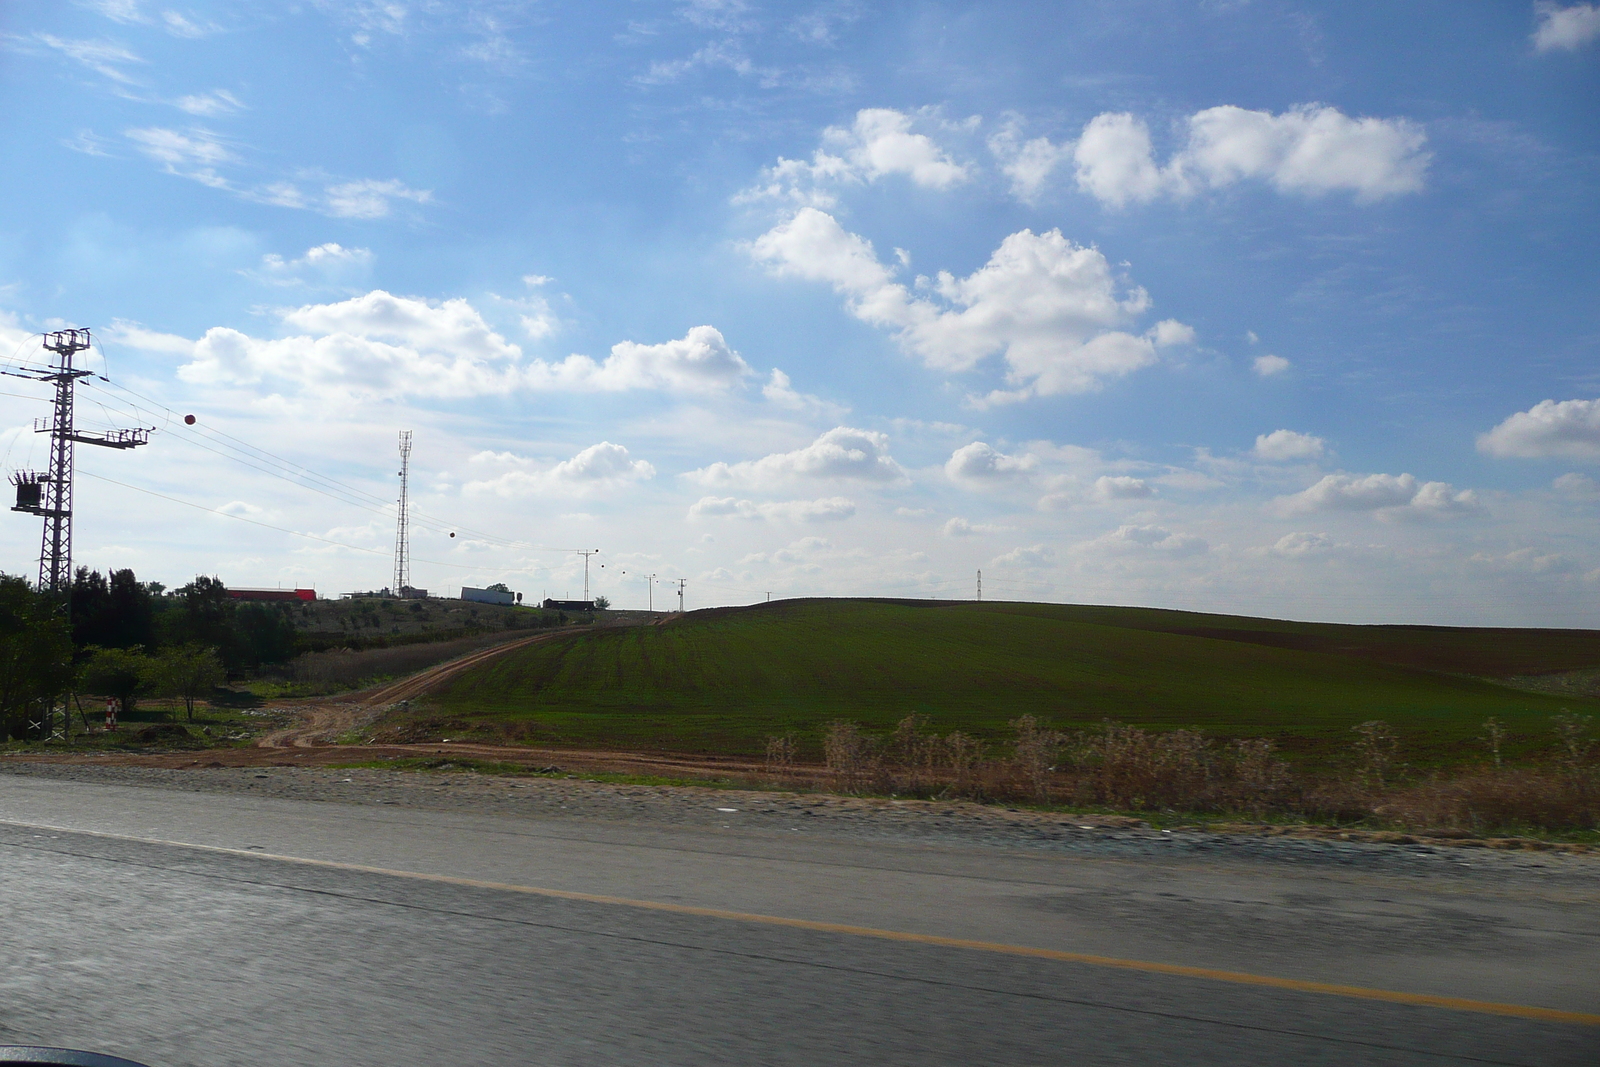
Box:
[4, 819, 1597, 1028]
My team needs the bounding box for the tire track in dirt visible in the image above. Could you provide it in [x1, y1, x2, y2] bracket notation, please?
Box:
[260, 630, 570, 749]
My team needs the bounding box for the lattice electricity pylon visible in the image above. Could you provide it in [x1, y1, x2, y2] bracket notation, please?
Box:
[4, 328, 149, 596]
[393, 430, 413, 597]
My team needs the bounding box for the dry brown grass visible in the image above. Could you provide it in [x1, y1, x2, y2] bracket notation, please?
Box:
[808, 713, 1599, 835]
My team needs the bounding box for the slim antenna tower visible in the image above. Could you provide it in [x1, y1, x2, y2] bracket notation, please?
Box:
[393, 431, 412, 597]
[977, 569, 982, 601]
[576, 549, 599, 601]
[675, 578, 686, 612]
[647, 573, 656, 612]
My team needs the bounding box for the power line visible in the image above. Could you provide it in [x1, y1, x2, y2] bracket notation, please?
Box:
[74, 468, 537, 573]
[83, 376, 593, 554]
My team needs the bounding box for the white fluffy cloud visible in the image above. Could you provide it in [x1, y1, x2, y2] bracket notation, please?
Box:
[1078, 524, 1209, 557]
[688, 495, 857, 522]
[1268, 531, 1340, 557]
[832, 108, 969, 189]
[464, 442, 655, 497]
[738, 108, 968, 207]
[751, 208, 1179, 402]
[761, 368, 846, 416]
[689, 427, 905, 488]
[988, 117, 1074, 203]
[1533, 3, 1600, 51]
[1554, 472, 1600, 498]
[992, 544, 1054, 568]
[1478, 398, 1600, 461]
[1281, 472, 1480, 520]
[1253, 353, 1291, 376]
[1073, 105, 1429, 207]
[941, 516, 1008, 537]
[945, 441, 1038, 484]
[1092, 475, 1153, 500]
[1253, 429, 1326, 462]
[531, 325, 752, 394]
[550, 442, 656, 483]
[180, 291, 523, 397]
[170, 293, 749, 400]
[253, 243, 374, 287]
[1073, 113, 1166, 208]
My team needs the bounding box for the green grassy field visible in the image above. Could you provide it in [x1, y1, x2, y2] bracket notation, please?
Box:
[427, 598, 1600, 765]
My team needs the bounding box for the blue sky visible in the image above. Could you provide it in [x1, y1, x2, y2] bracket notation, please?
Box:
[1, 1, 1598, 623]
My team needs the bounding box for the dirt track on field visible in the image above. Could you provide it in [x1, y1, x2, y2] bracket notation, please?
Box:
[18, 616, 816, 785]
[257, 629, 566, 750]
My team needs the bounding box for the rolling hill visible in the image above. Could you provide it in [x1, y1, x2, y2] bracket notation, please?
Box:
[426, 598, 1600, 764]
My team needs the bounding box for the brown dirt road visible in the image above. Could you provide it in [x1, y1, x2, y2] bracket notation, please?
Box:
[257, 629, 565, 750]
[28, 618, 813, 786]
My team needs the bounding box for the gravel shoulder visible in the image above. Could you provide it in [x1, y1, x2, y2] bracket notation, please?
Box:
[2, 759, 1595, 897]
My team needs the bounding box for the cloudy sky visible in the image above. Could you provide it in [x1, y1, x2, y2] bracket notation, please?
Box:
[1, 1, 1598, 623]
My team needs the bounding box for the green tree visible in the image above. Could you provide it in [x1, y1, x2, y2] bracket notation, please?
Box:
[71, 567, 155, 651]
[152, 645, 226, 720]
[165, 576, 241, 666]
[593, 595, 610, 610]
[80, 646, 156, 715]
[70, 566, 111, 649]
[0, 575, 73, 741]
[234, 603, 297, 666]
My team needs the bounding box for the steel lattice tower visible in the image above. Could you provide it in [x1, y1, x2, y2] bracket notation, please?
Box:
[393, 430, 413, 597]
[6, 329, 148, 595]
[6, 327, 149, 742]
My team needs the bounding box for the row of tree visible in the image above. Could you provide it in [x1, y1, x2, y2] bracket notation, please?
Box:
[71, 569, 297, 669]
[2, 568, 292, 740]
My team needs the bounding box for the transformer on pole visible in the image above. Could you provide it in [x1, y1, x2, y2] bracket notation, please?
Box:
[393, 430, 412, 597]
[5, 327, 150, 741]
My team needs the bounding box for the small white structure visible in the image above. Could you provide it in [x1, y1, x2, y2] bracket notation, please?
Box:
[460, 585, 516, 606]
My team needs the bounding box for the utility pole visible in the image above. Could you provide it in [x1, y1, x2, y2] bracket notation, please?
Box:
[766, 591, 771, 603]
[646, 573, 657, 612]
[6, 328, 149, 742]
[577, 549, 599, 601]
[393, 430, 412, 597]
[675, 578, 686, 612]
[977, 569, 982, 601]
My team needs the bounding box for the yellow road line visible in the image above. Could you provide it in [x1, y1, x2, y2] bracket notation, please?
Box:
[8, 819, 1599, 1027]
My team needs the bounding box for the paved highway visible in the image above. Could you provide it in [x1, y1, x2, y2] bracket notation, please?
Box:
[0, 770, 1596, 1066]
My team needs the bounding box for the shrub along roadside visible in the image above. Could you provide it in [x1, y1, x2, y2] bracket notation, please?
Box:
[799, 713, 1599, 836]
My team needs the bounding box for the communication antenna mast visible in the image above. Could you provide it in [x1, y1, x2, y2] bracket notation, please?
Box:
[675, 578, 686, 612]
[576, 548, 599, 601]
[393, 430, 412, 597]
[977, 569, 982, 601]
[647, 572, 657, 612]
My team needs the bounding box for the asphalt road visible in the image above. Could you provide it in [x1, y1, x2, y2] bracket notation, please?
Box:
[0, 771, 1596, 1066]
